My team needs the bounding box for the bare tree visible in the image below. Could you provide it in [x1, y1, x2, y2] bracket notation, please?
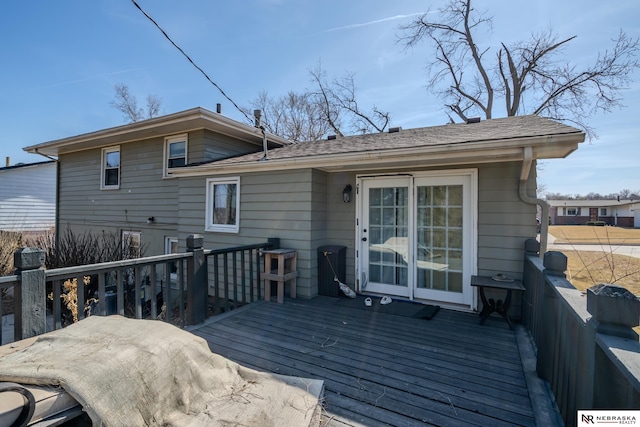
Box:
[248, 66, 391, 141]
[398, 0, 639, 138]
[309, 65, 390, 135]
[110, 83, 162, 123]
[248, 91, 332, 142]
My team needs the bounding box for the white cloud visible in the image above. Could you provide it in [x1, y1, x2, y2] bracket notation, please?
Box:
[320, 12, 427, 34]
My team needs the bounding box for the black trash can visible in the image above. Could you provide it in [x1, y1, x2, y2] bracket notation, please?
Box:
[317, 245, 346, 297]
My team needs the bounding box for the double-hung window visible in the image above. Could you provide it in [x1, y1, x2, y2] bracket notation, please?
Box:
[164, 134, 187, 177]
[205, 177, 240, 233]
[101, 146, 120, 189]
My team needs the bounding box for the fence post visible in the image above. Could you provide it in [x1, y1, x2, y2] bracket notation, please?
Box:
[587, 284, 640, 341]
[536, 251, 568, 382]
[587, 284, 640, 408]
[186, 235, 207, 326]
[14, 248, 46, 340]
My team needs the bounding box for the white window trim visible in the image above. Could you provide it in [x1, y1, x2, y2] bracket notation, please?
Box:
[122, 230, 142, 259]
[164, 134, 188, 178]
[101, 146, 120, 190]
[165, 237, 178, 254]
[205, 177, 240, 233]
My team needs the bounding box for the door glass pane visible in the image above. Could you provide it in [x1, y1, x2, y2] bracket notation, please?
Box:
[416, 185, 463, 293]
[368, 186, 408, 287]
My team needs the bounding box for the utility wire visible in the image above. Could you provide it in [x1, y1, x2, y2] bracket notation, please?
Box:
[130, 0, 253, 124]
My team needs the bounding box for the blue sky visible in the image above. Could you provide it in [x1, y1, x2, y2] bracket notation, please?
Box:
[1, 0, 638, 196]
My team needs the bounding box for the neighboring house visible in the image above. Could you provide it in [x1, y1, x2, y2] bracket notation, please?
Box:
[24, 108, 584, 312]
[547, 199, 639, 227]
[0, 160, 56, 234]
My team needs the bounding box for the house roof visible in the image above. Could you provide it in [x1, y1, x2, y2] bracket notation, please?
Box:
[546, 199, 639, 208]
[173, 114, 585, 175]
[0, 160, 56, 172]
[22, 107, 290, 157]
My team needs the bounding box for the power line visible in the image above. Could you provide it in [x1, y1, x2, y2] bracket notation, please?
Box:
[130, 0, 253, 123]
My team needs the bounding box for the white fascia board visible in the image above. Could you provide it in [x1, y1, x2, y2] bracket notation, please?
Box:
[23, 107, 290, 156]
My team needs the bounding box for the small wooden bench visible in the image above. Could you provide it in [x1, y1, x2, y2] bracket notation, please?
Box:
[471, 275, 525, 330]
[263, 249, 298, 304]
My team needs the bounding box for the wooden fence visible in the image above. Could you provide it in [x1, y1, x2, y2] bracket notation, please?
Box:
[521, 238, 640, 427]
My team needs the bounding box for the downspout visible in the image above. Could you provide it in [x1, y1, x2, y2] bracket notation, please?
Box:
[34, 149, 60, 251]
[519, 147, 548, 258]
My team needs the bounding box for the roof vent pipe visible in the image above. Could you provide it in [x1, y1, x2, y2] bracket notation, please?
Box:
[388, 127, 402, 133]
[254, 110, 262, 128]
[466, 117, 481, 124]
[327, 135, 337, 140]
[5, 157, 9, 167]
[216, 103, 222, 114]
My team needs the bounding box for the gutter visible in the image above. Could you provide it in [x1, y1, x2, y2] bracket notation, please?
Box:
[519, 147, 548, 258]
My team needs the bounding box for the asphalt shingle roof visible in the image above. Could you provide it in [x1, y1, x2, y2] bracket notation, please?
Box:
[202, 115, 582, 167]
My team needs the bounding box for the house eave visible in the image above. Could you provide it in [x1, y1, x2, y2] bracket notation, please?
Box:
[171, 133, 582, 177]
[22, 107, 290, 157]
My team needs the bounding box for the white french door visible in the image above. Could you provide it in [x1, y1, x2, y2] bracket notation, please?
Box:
[358, 171, 476, 307]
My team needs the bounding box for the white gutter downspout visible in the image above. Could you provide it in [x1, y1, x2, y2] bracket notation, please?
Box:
[519, 147, 548, 258]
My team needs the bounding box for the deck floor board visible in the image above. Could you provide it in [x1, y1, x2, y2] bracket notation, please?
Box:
[191, 297, 543, 426]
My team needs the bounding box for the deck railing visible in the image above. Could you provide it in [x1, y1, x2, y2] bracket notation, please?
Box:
[521, 238, 640, 427]
[1, 235, 273, 344]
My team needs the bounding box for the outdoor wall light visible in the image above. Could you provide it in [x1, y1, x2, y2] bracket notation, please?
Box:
[147, 216, 155, 224]
[343, 185, 352, 203]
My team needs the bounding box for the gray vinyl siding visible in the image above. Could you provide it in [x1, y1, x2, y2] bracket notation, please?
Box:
[177, 169, 317, 297]
[190, 129, 262, 163]
[477, 161, 537, 278]
[57, 129, 265, 256]
[58, 138, 178, 256]
[174, 162, 536, 300]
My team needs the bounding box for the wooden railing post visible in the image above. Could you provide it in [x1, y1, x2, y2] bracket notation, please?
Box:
[14, 248, 46, 340]
[186, 235, 207, 326]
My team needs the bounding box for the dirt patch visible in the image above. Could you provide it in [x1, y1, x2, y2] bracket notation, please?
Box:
[562, 250, 640, 296]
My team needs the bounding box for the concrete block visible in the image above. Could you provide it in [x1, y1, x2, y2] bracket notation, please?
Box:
[587, 284, 640, 328]
[14, 248, 45, 271]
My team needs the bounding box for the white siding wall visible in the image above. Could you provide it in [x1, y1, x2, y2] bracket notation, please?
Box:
[0, 162, 56, 232]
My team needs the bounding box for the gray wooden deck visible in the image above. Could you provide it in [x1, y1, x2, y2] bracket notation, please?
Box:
[191, 296, 559, 427]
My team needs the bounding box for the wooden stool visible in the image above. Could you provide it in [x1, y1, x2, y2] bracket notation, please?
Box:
[263, 249, 298, 304]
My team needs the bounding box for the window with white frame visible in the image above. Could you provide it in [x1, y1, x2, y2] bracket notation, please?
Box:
[600, 208, 607, 216]
[122, 230, 141, 259]
[101, 146, 120, 189]
[164, 134, 187, 177]
[566, 207, 578, 216]
[205, 177, 240, 233]
[165, 236, 178, 272]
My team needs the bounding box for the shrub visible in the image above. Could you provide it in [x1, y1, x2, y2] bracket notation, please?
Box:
[0, 231, 22, 276]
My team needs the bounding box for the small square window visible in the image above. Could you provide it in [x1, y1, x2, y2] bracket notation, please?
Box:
[165, 135, 187, 177]
[600, 208, 607, 216]
[205, 177, 240, 233]
[101, 146, 120, 189]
